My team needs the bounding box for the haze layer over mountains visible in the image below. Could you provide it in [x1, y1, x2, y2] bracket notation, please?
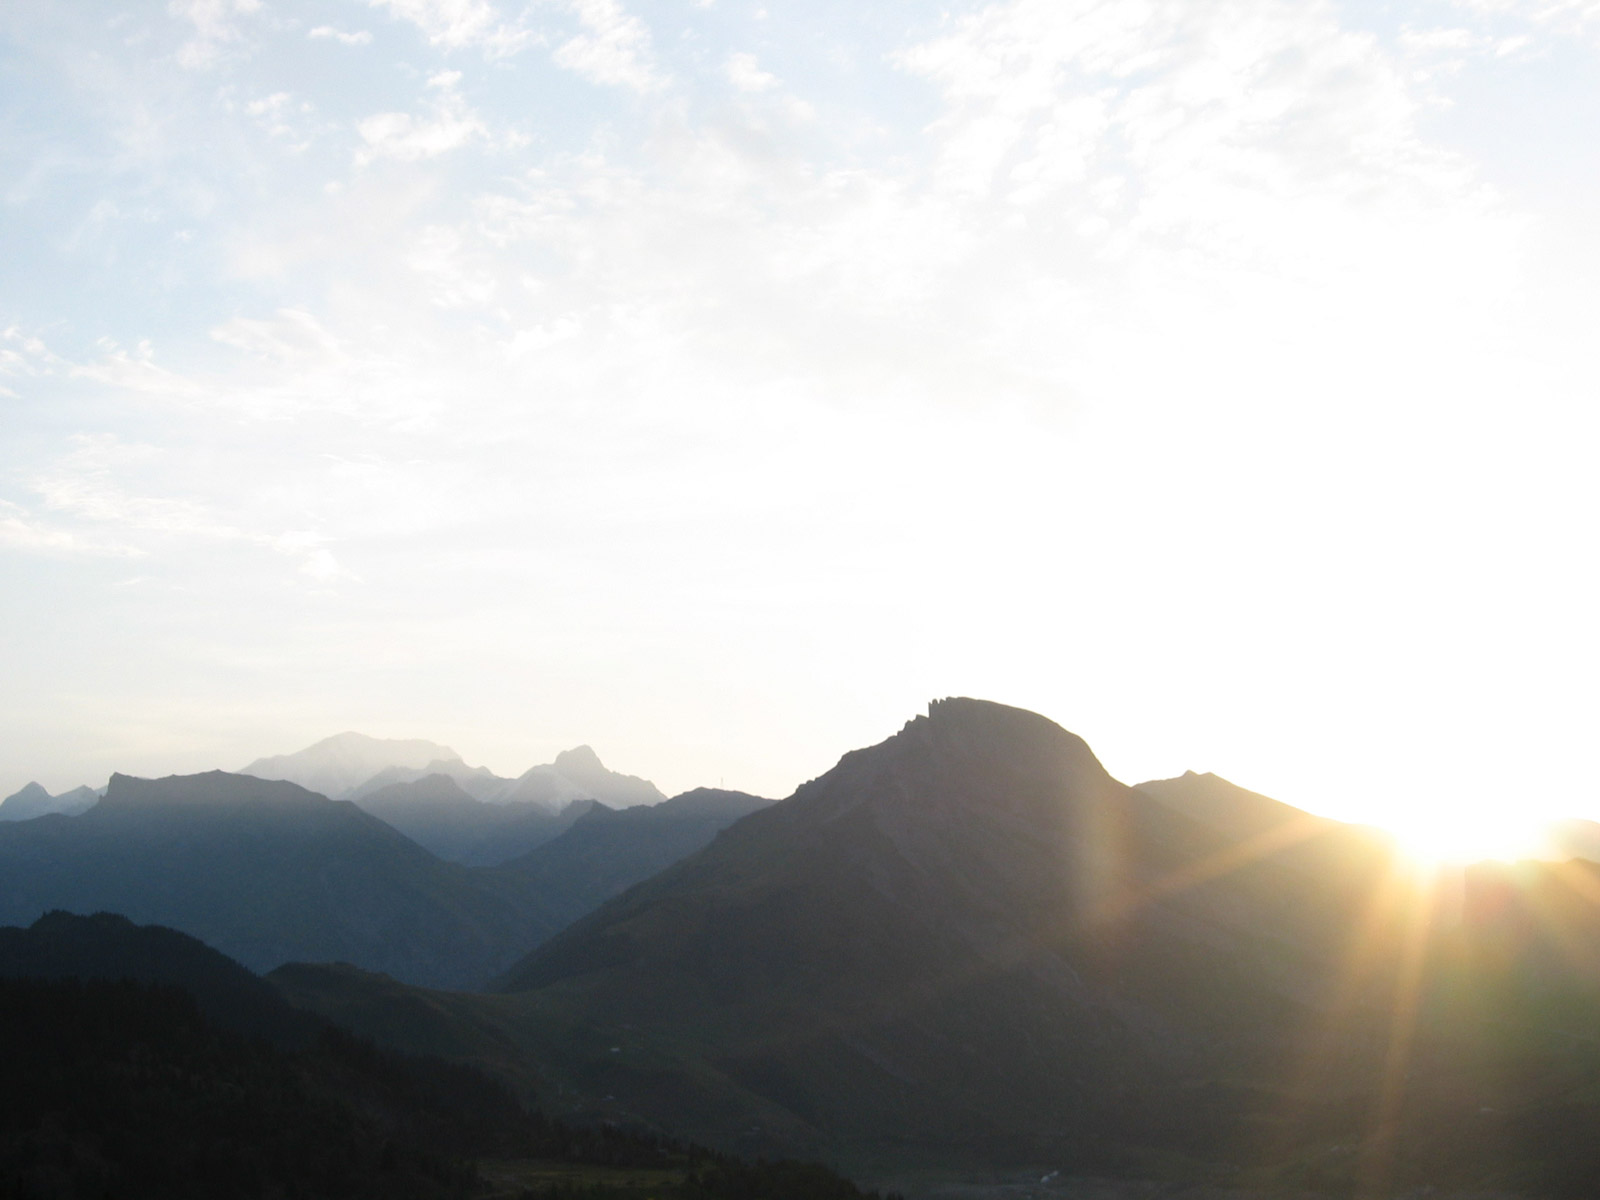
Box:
[6, 699, 1600, 1196]
[0, 736, 765, 987]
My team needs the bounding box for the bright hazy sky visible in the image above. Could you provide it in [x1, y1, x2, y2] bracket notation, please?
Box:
[2, 0, 1597, 856]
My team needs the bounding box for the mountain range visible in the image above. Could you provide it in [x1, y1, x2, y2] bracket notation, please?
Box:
[0, 770, 767, 987]
[271, 699, 1600, 1196]
[0, 910, 882, 1200]
[7, 699, 1600, 1196]
[242, 731, 665, 811]
[0, 780, 99, 821]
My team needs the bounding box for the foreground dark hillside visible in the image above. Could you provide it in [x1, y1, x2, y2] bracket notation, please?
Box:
[0, 912, 892, 1200]
[281, 700, 1600, 1196]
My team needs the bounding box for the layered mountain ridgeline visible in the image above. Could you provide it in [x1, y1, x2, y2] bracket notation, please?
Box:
[0, 781, 98, 822]
[353, 775, 601, 866]
[497, 789, 775, 925]
[1, 912, 887, 1200]
[0, 771, 570, 988]
[346, 763, 718, 870]
[245, 731, 666, 812]
[0, 771, 768, 988]
[280, 700, 1600, 1196]
[241, 732, 464, 801]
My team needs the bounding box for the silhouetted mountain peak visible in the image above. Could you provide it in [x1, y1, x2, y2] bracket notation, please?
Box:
[102, 770, 331, 811]
[5, 781, 48, 805]
[1, 781, 99, 822]
[783, 697, 1117, 836]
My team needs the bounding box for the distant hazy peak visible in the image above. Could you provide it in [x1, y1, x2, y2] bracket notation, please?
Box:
[539, 745, 665, 808]
[253, 731, 462, 763]
[553, 745, 604, 773]
[0, 780, 99, 822]
[2, 781, 49, 806]
[241, 732, 463, 799]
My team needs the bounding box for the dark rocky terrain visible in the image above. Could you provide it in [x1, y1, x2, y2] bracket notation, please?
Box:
[277, 700, 1600, 1196]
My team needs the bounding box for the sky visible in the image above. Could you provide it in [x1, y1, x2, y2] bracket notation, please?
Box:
[2, 0, 1597, 858]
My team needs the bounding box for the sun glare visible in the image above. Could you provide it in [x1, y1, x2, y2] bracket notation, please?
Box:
[1383, 810, 1546, 865]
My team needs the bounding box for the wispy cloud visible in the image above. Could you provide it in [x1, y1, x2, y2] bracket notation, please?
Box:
[553, 0, 664, 91]
[308, 26, 374, 47]
[170, 0, 262, 69]
[244, 92, 317, 150]
[366, 0, 535, 55]
[355, 74, 488, 165]
[725, 51, 777, 92]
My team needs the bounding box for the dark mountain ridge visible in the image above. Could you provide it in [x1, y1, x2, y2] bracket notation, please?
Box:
[250, 700, 1600, 1193]
[0, 769, 773, 989]
[496, 787, 774, 928]
[0, 770, 570, 988]
[0, 910, 888, 1200]
[479, 699, 1395, 1170]
[0, 909, 317, 1045]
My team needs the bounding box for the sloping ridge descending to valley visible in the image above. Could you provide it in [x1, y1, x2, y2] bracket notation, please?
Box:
[276, 697, 1600, 1195]
[483, 697, 1391, 1170]
[0, 910, 890, 1200]
[351, 773, 600, 866]
[493, 787, 774, 928]
[0, 770, 575, 988]
[0, 769, 774, 991]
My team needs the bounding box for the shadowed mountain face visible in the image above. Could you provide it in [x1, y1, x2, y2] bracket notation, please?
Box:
[0, 771, 572, 988]
[498, 788, 773, 926]
[352, 774, 598, 866]
[275, 701, 1600, 1194]
[0, 912, 886, 1200]
[11, 702, 1599, 1194]
[0, 771, 771, 988]
[0, 910, 318, 1045]
[0, 781, 98, 822]
[482, 700, 1403, 1166]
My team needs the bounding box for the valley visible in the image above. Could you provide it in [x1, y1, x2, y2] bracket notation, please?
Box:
[5, 700, 1600, 1198]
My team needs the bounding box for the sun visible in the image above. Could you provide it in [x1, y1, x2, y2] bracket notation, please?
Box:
[1382, 809, 1546, 866]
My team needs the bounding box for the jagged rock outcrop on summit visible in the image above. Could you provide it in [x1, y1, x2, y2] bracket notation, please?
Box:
[480, 699, 1394, 1166]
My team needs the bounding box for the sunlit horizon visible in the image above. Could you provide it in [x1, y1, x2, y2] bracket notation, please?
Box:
[3, 1, 1597, 848]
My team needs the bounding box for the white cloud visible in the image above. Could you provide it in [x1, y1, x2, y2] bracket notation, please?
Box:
[245, 92, 317, 149]
[725, 51, 777, 92]
[308, 26, 375, 47]
[355, 79, 487, 165]
[553, 0, 664, 91]
[170, 0, 262, 69]
[366, 0, 534, 55]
